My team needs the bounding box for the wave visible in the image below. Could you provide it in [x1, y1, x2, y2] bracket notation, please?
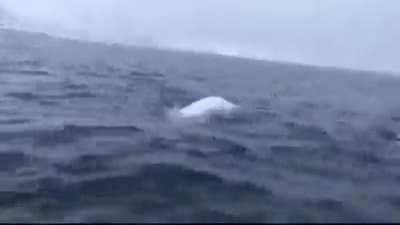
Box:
[0, 124, 144, 144]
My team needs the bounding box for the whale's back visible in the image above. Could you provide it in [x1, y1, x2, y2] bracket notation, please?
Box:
[179, 96, 238, 118]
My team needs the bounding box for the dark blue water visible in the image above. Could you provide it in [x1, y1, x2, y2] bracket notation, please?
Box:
[1, 29, 400, 222]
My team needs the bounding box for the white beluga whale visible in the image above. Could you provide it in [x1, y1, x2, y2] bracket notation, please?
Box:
[177, 96, 238, 119]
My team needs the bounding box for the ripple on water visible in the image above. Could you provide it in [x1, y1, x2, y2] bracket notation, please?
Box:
[13, 163, 274, 222]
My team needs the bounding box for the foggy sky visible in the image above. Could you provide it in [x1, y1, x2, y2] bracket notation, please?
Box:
[1, 0, 399, 73]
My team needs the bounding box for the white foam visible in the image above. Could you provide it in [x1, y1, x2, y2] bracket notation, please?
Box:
[178, 96, 238, 119]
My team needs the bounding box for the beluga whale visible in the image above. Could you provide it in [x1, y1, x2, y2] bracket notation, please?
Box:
[177, 96, 239, 119]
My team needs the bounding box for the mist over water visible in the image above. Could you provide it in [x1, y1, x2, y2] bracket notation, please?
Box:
[1, 0, 399, 73]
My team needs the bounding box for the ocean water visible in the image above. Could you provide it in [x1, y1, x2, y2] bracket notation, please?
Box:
[0, 28, 400, 222]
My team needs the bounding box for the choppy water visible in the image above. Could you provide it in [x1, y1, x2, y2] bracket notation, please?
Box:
[1, 29, 400, 222]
